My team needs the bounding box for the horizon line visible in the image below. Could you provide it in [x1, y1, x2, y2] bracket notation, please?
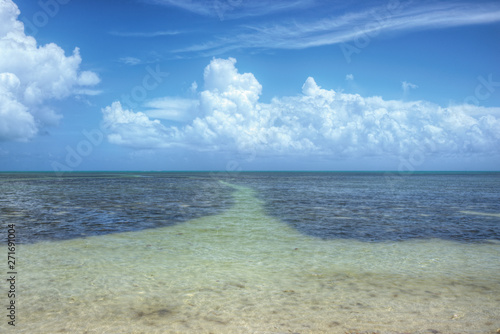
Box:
[0, 170, 499, 174]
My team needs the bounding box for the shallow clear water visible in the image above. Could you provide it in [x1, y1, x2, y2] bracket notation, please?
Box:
[1, 172, 499, 333]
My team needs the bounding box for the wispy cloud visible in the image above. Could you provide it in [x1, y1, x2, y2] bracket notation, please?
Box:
[144, 0, 314, 19]
[119, 57, 142, 65]
[402, 81, 418, 93]
[74, 89, 103, 96]
[173, 2, 500, 55]
[109, 30, 181, 37]
[143, 0, 216, 17]
[144, 97, 200, 122]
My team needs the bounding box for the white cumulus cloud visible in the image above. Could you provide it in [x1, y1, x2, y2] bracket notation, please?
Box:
[0, 0, 100, 142]
[102, 101, 184, 148]
[102, 57, 500, 158]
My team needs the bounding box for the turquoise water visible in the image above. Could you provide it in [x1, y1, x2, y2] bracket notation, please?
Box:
[1, 173, 500, 333]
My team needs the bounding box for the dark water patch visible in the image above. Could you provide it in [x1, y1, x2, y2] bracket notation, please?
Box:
[0, 173, 234, 243]
[224, 172, 500, 242]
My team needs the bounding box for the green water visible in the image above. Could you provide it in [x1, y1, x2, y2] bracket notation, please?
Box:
[5, 183, 500, 333]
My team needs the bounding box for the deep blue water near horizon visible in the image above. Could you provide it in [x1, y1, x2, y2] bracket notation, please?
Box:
[1, 171, 499, 244]
[1, 171, 500, 333]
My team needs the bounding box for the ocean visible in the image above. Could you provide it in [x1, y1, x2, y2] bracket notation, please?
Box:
[1, 172, 499, 333]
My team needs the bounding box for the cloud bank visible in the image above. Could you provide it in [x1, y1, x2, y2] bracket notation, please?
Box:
[102, 57, 500, 158]
[0, 0, 100, 142]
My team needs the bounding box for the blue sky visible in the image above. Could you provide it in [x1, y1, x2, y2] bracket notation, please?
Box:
[1, 0, 500, 171]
